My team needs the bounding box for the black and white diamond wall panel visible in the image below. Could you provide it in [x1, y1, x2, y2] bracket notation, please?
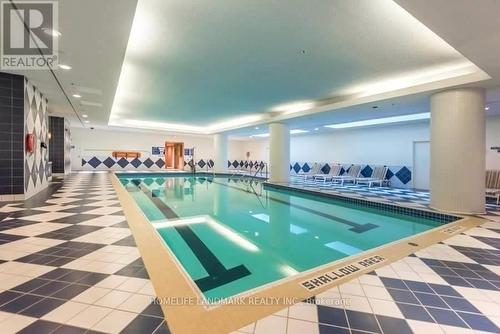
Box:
[24, 79, 50, 199]
[289, 161, 413, 188]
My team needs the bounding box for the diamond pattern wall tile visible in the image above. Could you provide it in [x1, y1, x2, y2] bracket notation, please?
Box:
[361, 165, 373, 177]
[396, 166, 412, 184]
[321, 164, 331, 174]
[293, 162, 301, 173]
[155, 158, 165, 168]
[143, 158, 154, 168]
[130, 158, 142, 168]
[117, 158, 129, 168]
[302, 163, 311, 173]
[88, 157, 102, 168]
[385, 168, 394, 180]
[102, 157, 116, 168]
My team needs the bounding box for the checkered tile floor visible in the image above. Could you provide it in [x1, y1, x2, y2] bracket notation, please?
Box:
[288, 176, 500, 216]
[0, 173, 168, 334]
[231, 177, 500, 334]
[1, 173, 500, 334]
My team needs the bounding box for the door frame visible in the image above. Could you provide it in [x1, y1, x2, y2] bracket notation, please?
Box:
[164, 141, 184, 170]
[412, 140, 430, 191]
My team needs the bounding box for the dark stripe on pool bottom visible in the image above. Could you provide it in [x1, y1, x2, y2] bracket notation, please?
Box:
[208, 179, 378, 233]
[131, 179, 251, 292]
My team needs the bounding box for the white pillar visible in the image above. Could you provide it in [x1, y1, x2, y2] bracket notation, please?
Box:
[430, 88, 486, 214]
[213, 133, 228, 173]
[269, 123, 290, 183]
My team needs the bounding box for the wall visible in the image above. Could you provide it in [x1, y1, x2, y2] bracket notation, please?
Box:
[0, 72, 24, 200]
[71, 127, 245, 170]
[24, 79, 50, 199]
[242, 117, 500, 169]
[243, 122, 430, 166]
[486, 116, 500, 169]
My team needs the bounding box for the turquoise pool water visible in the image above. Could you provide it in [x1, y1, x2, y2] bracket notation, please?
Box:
[118, 174, 449, 300]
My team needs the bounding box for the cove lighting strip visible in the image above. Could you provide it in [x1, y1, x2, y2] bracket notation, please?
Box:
[324, 113, 430, 129]
[252, 129, 309, 138]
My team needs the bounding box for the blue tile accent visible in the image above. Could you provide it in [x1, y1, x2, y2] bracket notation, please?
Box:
[293, 162, 301, 173]
[442, 296, 480, 313]
[155, 158, 165, 168]
[317, 306, 348, 328]
[318, 324, 349, 334]
[396, 303, 434, 322]
[321, 164, 331, 174]
[102, 157, 115, 168]
[385, 168, 394, 180]
[395, 166, 412, 184]
[87, 157, 101, 168]
[426, 307, 468, 328]
[403, 280, 433, 293]
[232, 160, 239, 168]
[414, 292, 448, 308]
[360, 165, 373, 177]
[198, 160, 206, 168]
[345, 310, 381, 333]
[117, 158, 129, 168]
[302, 163, 311, 173]
[376, 315, 412, 334]
[81, 159, 86, 166]
[387, 289, 419, 304]
[130, 158, 142, 168]
[457, 312, 500, 332]
[143, 158, 154, 168]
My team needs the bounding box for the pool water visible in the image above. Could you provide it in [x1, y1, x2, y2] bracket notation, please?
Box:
[118, 174, 448, 300]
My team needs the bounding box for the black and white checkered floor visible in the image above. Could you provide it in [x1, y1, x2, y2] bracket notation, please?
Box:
[0, 173, 168, 334]
[0, 172, 499, 334]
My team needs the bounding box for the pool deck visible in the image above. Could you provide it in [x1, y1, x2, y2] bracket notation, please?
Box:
[0, 172, 498, 333]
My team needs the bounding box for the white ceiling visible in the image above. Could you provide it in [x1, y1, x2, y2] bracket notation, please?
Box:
[5, 0, 500, 136]
[5, 0, 137, 127]
[107, 0, 489, 134]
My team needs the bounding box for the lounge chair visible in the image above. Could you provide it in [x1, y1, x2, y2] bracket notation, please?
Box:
[314, 164, 342, 183]
[295, 163, 321, 180]
[486, 170, 500, 205]
[331, 165, 362, 186]
[356, 166, 388, 187]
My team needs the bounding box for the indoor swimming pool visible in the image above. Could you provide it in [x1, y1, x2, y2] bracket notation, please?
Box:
[117, 173, 458, 301]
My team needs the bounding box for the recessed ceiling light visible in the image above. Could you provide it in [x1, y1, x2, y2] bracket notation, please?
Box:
[72, 94, 81, 98]
[485, 106, 490, 110]
[42, 28, 61, 37]
[58, 64, 72, 70]
[82, 114, 88, 118]
[84, 120, 90, 123]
